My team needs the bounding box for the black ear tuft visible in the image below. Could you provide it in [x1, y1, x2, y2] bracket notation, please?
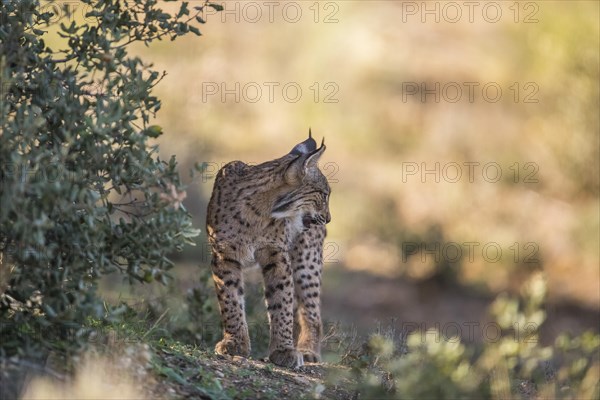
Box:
[290, 129, 317, 155]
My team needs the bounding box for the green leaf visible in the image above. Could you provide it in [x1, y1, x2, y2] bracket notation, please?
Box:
[43, 305, 57, 318]
[177, 2, 189, 18]
[208, 3, 224, 12]
[189, 26, 201, 36]
[145, 125, 163, 138]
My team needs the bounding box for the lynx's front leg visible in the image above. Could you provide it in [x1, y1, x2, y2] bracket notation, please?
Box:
[211, 253, 250, 357]
[258, 248, 303, 368]
[292, 225, 325, 363]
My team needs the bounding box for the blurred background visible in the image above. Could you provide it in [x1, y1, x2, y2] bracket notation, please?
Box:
[106, 1, 598, 349]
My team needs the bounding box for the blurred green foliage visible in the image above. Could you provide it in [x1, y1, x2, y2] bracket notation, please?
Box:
[338, 274, 599, 399]
[0, 0, 212, 365]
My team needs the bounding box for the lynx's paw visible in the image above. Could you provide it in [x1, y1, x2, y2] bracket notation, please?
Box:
[269, 348, 304, 368]
[299, 349, 321, 363]
[215, 338, 250, 358]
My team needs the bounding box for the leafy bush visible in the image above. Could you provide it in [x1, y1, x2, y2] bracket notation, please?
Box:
[0, 0, 216, 362]
[341, 274, 599, 399]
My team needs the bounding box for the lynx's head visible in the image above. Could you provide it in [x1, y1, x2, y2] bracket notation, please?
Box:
[271, 131, 331, 229]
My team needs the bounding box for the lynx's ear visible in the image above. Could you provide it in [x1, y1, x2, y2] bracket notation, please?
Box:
[303, 138, 325, 170]
[285, 138, 326, 184]
[289, 129, 317, 155]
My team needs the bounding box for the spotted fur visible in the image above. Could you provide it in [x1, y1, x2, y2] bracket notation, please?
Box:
[206, 133, 331, 368]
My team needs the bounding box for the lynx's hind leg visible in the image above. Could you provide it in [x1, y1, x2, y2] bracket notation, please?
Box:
[211, 253, 250, 357]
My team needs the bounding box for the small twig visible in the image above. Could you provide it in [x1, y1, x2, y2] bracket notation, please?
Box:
[48, 54, 78, 64]
[110, 261, 127, 273]
[141, 308, 169, 340]
[115, 3, 208, 49]
[111, 199, 144, 207]
[148, 71, 168, 89]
